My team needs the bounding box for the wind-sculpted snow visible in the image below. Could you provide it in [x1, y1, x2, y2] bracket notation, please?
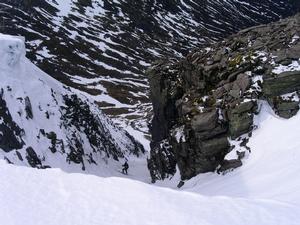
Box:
[0, 34, 144, 173]
[0, 34, 25, 68]
[0, 0, 298, 129]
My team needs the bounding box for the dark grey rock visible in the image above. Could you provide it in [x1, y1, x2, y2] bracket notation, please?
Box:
[231, 101, 256, 115]
[264, 71, 300, 97]
[274, 100, 299, 118]
[25, 96, 33, 119]
[0, 93, 24, 152]
[26, 147, 42, 168]
[147, 140, 176, 183]
[228, 101, 257, 139]
[191, 111, 218, 132]
[16, 151, 23, 161]
[229, 113, 253, 139]
[218, 159, 243, 173]
[237, 151, 246, 160]
[177, 181, 185, 188]
[200, 136, 229, 156]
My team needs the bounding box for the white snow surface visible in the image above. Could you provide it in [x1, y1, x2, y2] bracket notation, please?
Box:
[1, 100, 300, 224]
[0, 157, 298, 225]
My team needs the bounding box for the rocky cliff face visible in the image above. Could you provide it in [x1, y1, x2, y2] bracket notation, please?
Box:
[0, 0, 299, 129]
[148, 13, 300, 182]
[0, 34, 144, 172]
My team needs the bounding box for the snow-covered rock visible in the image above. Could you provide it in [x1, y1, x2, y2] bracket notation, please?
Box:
[0, 34, 144, 174]
[0, 34, 25, 69]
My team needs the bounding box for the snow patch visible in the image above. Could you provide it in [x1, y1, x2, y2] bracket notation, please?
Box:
[273, 60, 300, 74]
[173, 125, 186, 143]
[281, 92, 300, 102]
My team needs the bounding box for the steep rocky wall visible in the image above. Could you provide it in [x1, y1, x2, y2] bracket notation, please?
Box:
[148, 13, 300, 182]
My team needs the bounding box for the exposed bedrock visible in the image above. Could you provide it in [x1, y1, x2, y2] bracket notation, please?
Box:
[148, 13, 300, 182]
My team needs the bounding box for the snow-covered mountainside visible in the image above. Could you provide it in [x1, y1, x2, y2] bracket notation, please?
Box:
[0, 33, 144, 173]
[0, 0, 299, 128]
[1, 3, 300, 224]
[1, 103, 300, 225]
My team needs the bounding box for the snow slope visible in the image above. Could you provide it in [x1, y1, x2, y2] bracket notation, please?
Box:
[0, 159, 299, 225]
[0, 33, 144, 175]
[1, 101, 300, 225]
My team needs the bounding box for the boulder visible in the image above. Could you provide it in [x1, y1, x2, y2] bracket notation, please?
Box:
[228, 101, 257, 139]
[200, 136, 229, 156]
[191, 110, 218, 132]
[25, 96, 33, 119]
[231, 101, 256, 115]
[275, 101, 299, 118]
[264, 71, 300, 96]
[195, 124, 228, 140]
[232, 73, 250, 93]
[229, 113, 253, 139]
[0, 94, 24, 152]
[218, 159, 243, 173]
[26, 147, 42, 168]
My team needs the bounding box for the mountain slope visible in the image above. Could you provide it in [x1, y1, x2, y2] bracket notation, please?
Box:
[0, 0, 299, 126]
[0, 33, 144, 173]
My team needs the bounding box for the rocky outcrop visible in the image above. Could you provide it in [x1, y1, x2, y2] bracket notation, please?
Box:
[228, 101, 257, 139]
[0, 89, 24, 152]
[25, 147, 42, 168]
[148, 13, 300, 182]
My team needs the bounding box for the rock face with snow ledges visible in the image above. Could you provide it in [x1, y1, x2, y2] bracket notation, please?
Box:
[0, 0, 299, 125]
[148, 13, 300, 182]
[0, 33, 144, 171]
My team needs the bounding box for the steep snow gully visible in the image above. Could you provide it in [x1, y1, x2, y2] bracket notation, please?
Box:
[1, 35, 300, 225]
[1, 101, 300, 225]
